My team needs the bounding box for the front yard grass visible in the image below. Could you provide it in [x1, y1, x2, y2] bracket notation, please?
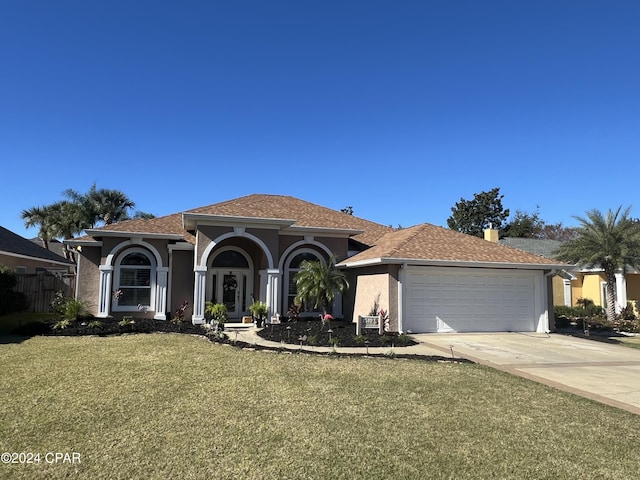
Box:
[1, 333, 639, 479]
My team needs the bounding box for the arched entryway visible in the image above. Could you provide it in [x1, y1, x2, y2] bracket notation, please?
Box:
[207, 247, 253, 319]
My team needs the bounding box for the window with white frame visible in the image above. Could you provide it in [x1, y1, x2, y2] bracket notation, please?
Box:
[114, 248, 156, 311]
[285, 249, 323, 312]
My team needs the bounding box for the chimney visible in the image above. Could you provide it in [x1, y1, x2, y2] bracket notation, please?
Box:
[483, 224, 499, 243]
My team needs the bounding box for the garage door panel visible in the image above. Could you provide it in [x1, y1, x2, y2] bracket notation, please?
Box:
[404, 268, 536, 333]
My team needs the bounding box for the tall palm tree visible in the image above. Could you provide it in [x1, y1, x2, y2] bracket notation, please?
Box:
[21, 206, 54, 249]
[47, 201, 90, 261]
[555, 207, 640, 323]
[294, 254, 349, 315]
[88, 187, 135, 225]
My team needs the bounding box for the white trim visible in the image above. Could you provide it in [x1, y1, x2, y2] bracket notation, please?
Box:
[282, 226, 364, 237]
[84, 230, 184, 240]
[193, 266, 207, 324]
[183, 213, 295, 230]
[64, 239, 103, 247]
[281, 247, 325, 314]
[615, 273, 627, 313]
[199, 231, 274, 269]
[168, 243, 194, 251]
[563, 279, 572, 307]
[112, 247, 157, 313]
[207, 246, 254, 318]
[339, 257, 568, 271]
[398, 263, 406, 333]
[105, 240, 163, 269]
[97, 265, 113, 318]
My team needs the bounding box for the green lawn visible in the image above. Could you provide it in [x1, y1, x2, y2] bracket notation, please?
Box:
[1, 334, 639, 479]
[617, 335, 640, 349]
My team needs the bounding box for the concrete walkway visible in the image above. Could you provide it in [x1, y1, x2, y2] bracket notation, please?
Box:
[229, 326, 640, 415]
[414, 332, 640, 415]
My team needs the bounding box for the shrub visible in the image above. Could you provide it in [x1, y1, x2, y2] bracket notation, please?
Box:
[0, 265, 29, 315]
[62, 298, 88, 320]
[205, 302, 227, 327]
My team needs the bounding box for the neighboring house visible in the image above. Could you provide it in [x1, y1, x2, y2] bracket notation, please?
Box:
[0, 226, 73, 274]
[65, 194, 566, 333]
[499, 237, 574, 307]
[500, 236, 640, 313]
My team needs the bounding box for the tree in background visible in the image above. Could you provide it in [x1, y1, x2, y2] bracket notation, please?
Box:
[340, 206, 354, 215]
[22, 184, 150, 250]
[447, 187, 510, 237]
[502, 209, 545, 238]
[21, 206, 55, 250]
[554, 207, 640, 323]
[64, 183, 135, 226]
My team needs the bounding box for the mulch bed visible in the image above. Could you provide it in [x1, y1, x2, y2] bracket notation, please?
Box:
[257, 318, 417, 348]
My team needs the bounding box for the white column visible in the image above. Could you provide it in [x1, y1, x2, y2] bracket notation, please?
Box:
[154, 267, 169, 320]
[563, 279, 572, 307]
[397, 265, 406, 333]
[534, 273, 549, 333]
[192, 266, 207, 324]
[265, 269, 281, 318]
[615, 272, 627, 313]
[97, 265, 113, 318]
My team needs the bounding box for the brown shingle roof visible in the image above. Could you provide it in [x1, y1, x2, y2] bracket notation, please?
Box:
[78, 213, 196, 244]
[341, 223, 566, 267]
[82, 195, 391, 246]
[186, 194, 392, 245]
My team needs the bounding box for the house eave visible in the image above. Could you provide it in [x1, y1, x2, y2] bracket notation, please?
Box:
[283, 225, 364, 238]
[84, 230, 185, 241]
[0, 250, 73, 267]
[63, 239, 103, 247]
[182, 213, 295, 231]
[339, 257, 570, 270]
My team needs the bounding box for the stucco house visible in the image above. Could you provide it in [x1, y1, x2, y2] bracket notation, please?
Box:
[65, 194, 566, 333]
[0, 226, 73, 274]
[499, 236, 640, 314]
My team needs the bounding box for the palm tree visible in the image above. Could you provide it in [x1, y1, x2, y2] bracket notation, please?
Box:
[294, 254, 349, 316]
[554, 207, 640, 323]
[88, 187, 135, 225]
[21, 206, 54, 249]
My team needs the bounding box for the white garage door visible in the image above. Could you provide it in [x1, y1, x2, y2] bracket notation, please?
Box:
[404, 267, 537, 333]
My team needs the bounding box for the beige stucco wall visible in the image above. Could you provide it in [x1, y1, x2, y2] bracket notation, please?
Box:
[350, 264, 400, 332]
[0, 254, 71, 274]
[624, 274, 640, 313]
[551, 275, 566, 306]
[76, 246, 101, 316]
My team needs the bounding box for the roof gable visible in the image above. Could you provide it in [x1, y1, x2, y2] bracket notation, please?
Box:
[81, 194, 392, 246]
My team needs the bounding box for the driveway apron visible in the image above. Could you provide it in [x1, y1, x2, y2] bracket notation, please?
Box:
[413, 333, 640, 415]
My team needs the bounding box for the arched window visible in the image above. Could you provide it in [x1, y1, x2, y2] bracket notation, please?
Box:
[114, 248, 156, 311]
[285, 249, 323, 312]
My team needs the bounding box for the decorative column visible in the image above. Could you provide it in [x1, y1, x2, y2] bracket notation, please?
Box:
[154, 267, 168, 320]
[265, 269, 281, 318]
[615, 272, 627, 314]
[97, 265, 113, 318]
[192, 266, 207, 324]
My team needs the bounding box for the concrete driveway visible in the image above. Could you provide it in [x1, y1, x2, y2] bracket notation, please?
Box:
[413, 332, 640, 415]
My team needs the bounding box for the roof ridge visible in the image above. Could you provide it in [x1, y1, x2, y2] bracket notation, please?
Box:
[384, 224, 427, 257]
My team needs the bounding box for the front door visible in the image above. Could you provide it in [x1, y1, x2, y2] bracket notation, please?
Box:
[210, 270, 250, 319]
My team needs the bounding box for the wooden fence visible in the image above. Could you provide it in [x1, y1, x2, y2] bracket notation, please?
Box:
[14, 272, 75, 313]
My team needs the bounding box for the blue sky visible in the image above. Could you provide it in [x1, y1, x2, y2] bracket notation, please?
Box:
[1, 1, 639, 240]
